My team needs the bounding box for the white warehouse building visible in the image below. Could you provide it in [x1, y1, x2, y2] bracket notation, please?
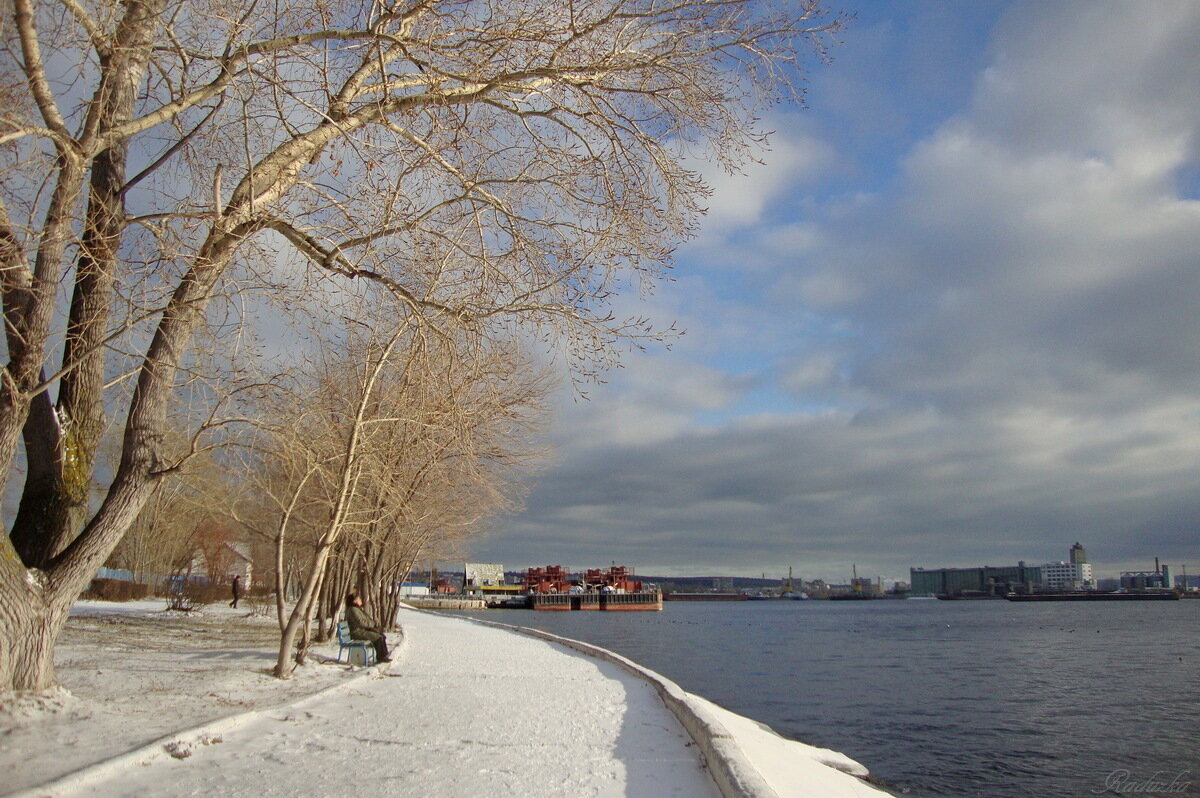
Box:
[1041, 560, 1094, 591]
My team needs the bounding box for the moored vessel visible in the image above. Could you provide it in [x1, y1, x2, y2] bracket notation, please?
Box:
[522, 565, 662, 611]
[1006, 591, 1180, 601]
[530, 591, 663, 611]
[662, 592, 748, 601]
[936, 590, 1003, 600]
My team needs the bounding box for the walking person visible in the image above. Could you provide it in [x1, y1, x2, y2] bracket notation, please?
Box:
[344, 593, 391, 663]
[229, 575, 242, 608]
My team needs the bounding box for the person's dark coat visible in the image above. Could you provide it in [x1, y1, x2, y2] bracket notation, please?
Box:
[345, 604, 381, 642]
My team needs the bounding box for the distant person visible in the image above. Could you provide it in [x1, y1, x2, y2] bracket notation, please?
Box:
[229, 575, 242, 608]
[344, 593, 391, 663]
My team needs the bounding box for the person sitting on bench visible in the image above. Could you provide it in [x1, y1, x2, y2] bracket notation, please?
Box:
[344, 593, 391, 663]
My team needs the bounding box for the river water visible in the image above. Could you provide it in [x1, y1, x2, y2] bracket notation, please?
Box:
[452, 599, 1200, 797]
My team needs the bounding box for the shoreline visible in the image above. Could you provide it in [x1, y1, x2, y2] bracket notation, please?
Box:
[4, 600, 891, 797]
[455, 611, 889, 798]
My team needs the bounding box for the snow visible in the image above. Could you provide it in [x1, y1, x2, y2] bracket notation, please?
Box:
[3, 601, 892, 797]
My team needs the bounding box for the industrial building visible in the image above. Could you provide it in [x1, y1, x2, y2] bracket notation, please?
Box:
[1040, 543, 1095, 590]
[1120, 558, 1171, 590]
[912, 544, 1186, 597]
[910, 563, 1042, 597]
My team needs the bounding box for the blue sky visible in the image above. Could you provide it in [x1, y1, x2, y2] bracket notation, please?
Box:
[473, 0, 1200, 583]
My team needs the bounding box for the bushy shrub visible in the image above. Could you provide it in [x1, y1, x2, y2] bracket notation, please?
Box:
[83, 578, 150, 601]
[163, 582, 234, 610]
[242, 588, 274, 616]
[193, 583, 234, 604]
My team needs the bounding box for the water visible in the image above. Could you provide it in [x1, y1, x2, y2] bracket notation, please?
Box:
[452, 599, 1200, 797]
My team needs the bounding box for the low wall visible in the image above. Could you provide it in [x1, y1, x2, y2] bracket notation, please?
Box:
[402, 597, 486, 610]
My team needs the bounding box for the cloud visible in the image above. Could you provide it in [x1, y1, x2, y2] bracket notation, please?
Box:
[681, 113, 834, 237]
[546, 355, 747, 451]
[479, 2, 1200, 581]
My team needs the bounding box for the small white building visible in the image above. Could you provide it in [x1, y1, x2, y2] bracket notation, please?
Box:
[188, 541, 253, 587]
[1041, 560, 1094, 590]
[463, 563, 505, 588]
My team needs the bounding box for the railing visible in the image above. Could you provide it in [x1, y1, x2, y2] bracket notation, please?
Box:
[530, 591, 661, 610]
[602, 591, 657, 604]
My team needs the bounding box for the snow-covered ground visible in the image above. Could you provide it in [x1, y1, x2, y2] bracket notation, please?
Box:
[3, 601, 892, 797]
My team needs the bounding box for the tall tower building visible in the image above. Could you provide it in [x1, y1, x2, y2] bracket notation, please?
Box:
[1069, 542, 1087, 564]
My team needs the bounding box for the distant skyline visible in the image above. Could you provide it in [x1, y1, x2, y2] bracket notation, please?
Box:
[472, 1, 1200, 581]
[449, 540, 1175, 586]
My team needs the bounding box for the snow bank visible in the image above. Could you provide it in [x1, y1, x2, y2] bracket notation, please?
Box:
[5, 601, 892, 798]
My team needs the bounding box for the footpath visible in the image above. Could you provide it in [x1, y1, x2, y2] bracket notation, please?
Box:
[8, 604, 892, 798]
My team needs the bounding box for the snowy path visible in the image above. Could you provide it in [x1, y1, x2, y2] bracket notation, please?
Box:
[68, 608, 721, 798]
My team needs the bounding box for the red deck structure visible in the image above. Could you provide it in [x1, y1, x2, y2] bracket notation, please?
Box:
[521, 565, 660, 611]
[521, 565, 570, 594]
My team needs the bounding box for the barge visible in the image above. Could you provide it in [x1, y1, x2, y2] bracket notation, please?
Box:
[530, 591, 663, 611]
[522, 565, 662, 611]
[1006, 591, 1180, 601]
[935, 591, 1004, 600]
[662, 592, 747, 601]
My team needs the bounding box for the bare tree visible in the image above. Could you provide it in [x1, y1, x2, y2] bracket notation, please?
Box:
[106, 445, 236, 588]
[219, 363, 344, 633]
[268, 321, 418, 676]
[0, 0, 844, 690]
[260, 320, 548, 676]
[316, 328, 550, 644]
[105, 481, 193, 587]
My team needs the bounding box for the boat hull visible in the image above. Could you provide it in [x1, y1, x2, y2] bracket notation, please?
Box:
[531, 591, 662, 611]
[1006, 591, 1180, 601]
[663, 593, 747, 601]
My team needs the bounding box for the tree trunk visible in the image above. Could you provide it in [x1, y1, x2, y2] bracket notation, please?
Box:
[11, 118, 129, 567]
[314, 561, 332, 642]
[322, 555, 352, 639]
[383, 560, 412, 630]
[0, 564, 72, 692]
[0, 154, 86, 514]
[273, 531, 287, 632]
[273, 543, 332, 678]
[297, 562, 329, 662]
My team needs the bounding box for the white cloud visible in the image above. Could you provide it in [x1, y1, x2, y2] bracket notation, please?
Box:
[547, 355, 747, 450]
[683, 113, 834, 236]
[484, 2, 1200, 579]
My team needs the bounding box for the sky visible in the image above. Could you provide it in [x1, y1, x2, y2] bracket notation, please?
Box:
[471, 0, 1200, 583]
